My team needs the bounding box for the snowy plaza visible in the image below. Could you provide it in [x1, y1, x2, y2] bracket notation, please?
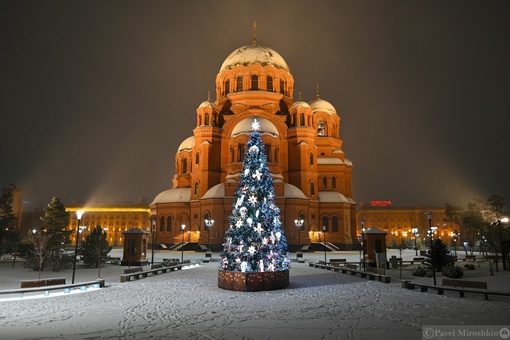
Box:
[1, 249, 509, 340]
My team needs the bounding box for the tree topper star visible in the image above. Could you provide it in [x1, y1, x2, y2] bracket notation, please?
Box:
[252, 119, 260, 131]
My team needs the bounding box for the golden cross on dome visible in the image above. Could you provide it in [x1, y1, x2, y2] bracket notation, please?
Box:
[253, 21, 257, 46]
[316, 83, 320, 100]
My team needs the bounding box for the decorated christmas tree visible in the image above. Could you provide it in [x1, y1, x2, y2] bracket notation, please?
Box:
[219, 119, 290, 273]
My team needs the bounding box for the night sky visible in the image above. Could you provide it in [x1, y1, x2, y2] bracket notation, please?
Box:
[2, 1, 509, 210]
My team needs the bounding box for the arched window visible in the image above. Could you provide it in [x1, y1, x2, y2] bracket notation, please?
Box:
[238, 144, 245, 162]
[332, 176, 337, 189]
[310, 153, 314, 166]
[267, 76, 273, 91]
[251, 75, 258, 90]
[194, 181, 199, 196]
[300, 113, 305, 126]
[332, 216, 339, 232]
[195, 152, 200, 165]
[237, 76, 243, 91]
[310, 182, 315, 196]
[322, 176, 327, 189]
[205, 113, 210, 125]
[159, 216, 165, 232]
[225, 79, 230, 95]
[264, 143, 271, 162]
[318, 121, 325, 136]
[322, 216, 329, 232]
[167, 216, 172, 232]
[280, 80, 285, 94]
[182, 159, 188, 173]
[230, 148, 234, 163]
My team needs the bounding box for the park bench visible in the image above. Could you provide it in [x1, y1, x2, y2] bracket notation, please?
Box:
[309, 262, 391, 283]
[1, 279, 105, 299]
[463, 255, 477, 261]
[120, 261, 197, 282]
[410, 257, 425, 265]
[402, 279, 510, 300]
[20, 277, 66, 288]
[346, 264, 357, 270]
[366, 267, 391, 283]
[329, 259, 347, 265]
[296, 251, 305, 263]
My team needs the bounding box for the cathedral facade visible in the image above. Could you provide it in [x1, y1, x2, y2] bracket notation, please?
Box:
[150, 37, 357, 250]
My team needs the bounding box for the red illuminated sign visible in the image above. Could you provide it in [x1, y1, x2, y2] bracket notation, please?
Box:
[371, 200, 392, 207]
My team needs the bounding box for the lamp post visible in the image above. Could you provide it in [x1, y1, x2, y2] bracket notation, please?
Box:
[412, 227, 419, 256]
[361, 221, 366, 271]
[322, 225, 327, 263]
[205, 218, 214, 251]
[491, 217, 509, 270]
[294, 219, 304, 248]
[452, 230, 460, 256]
[151, 217, 156, 267]
[72, 210, 84, 284]
[181, 224, 186, 263]
[425, 212, 437, 286]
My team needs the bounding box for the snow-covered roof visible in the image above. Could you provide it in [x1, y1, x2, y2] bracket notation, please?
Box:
[284, 183, 308, 199]
[219, 44, 290, 73]
[309, 98, 337, 115]
[318, 191, 356, 204]
[198, 100, 218, 109]
[231, 117, 279, 137]
[151, 188, 191, 204]
[317, 158, 344, 165]
[291, 101, 310, 110]
[202, 183, 225, 199]
[177, 136, 195, 152]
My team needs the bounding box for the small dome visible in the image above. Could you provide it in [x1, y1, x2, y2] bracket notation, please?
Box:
[219, 44, 290, 73]
[284, 183, 307, 199]
[309, 99, 337, 115]
[231, 117, 279, 137]
[177, 136, 195, 152]
[290, 101, 310, 110]
[202, 183, 225, 199]
[198, 100, 217, 109]
[151, 188, 191, 204]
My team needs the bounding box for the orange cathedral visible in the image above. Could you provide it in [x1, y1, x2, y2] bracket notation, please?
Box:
[150, 36, 357, 250]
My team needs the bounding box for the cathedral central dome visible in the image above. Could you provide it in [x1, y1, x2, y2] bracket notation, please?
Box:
[219, 44, 290, 73]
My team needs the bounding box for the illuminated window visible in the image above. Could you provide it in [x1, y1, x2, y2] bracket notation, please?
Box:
[251, 75, 258, 90]
[267, 76, 273, 91]
[237, 76, 243, 91]
[318, 121, 325, 136]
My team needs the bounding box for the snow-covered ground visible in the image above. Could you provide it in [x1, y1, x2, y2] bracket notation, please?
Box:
[0, 249, 509, 340]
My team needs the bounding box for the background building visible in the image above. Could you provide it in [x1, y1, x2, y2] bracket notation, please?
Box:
[66, 203, 150, 246]
[150, 36, 357, 250]
[356, 205, 461, 250]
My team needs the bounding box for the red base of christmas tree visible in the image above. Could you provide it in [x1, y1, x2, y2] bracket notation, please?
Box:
[218, 269, 289, 292]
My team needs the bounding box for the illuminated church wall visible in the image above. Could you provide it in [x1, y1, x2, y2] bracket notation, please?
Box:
[150, 36, 357, 249]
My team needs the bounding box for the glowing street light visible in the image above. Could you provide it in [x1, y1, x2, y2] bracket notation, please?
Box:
[322, 225, 328, 263]
[425, 212, 437, 286]
[294, 219, 304, 248]
[412, 227, 419, 256]
[205, 218, 214, 251]
[151, 217, 156, 267]
[181, 224, 186, 263]
[72, 210, 84, 284]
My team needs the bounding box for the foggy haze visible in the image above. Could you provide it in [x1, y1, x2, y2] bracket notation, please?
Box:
[1, 1, 509, 210]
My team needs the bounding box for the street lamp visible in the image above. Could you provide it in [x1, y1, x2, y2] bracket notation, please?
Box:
[205, 218, 214, 251]
[72, 210, 84, 284]
[151, 217, 156, 267]
[181, 224, 186, 263]
[412, 227, 419, 255]
[294, 219, 304, 248]
[491, 217, 509, 270]
[361, 220, 366, 271]
[425, 212, 437, 286]
[322, 225, 327, 263]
